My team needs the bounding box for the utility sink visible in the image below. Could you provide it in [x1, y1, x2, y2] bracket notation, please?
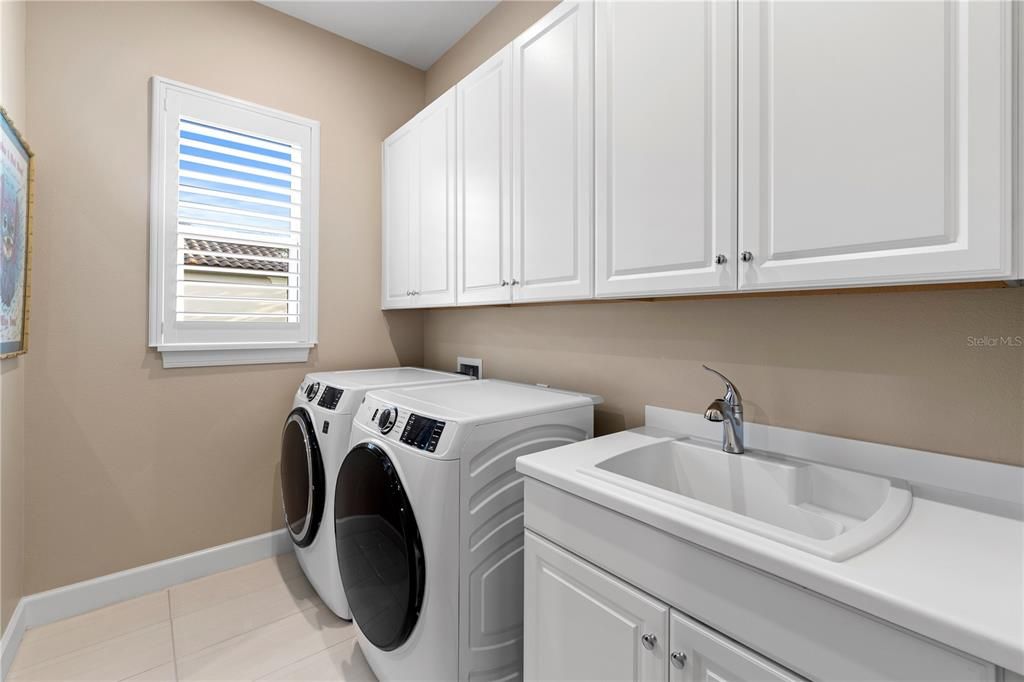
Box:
[583, 437, 912, 561]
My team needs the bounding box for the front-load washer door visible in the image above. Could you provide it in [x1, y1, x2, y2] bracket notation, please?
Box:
[281, 408, 325, 548]
[334, 442, 425, 652]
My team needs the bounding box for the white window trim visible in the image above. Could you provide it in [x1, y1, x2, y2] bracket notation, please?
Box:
[148, 76, 320, 368]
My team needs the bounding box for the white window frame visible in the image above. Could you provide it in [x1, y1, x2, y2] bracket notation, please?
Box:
[149, 77, 320, 368]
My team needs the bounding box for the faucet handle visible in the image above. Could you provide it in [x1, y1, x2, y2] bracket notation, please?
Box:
[702, 365, 742, 405]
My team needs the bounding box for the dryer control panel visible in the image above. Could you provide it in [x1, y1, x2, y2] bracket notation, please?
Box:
[359, 396, 457, 459]
[400, 414, 446, 453]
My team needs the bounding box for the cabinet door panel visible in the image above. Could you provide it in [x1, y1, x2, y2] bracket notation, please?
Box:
[525, 531, 667, 682]
[739, 0, 1012, 290]
[416, 90, 457, 306]
[457, 48, 513, 305]
[595, 1, 736, 297]
[512, 1, 594, 302]
[382, 125, 416, 309]
[669, 611, 805, 682]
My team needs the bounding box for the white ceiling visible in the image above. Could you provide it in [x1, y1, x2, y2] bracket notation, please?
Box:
[259, 1, 501, 70]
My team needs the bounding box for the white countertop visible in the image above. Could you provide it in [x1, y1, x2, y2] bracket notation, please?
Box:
[517, 426, 1024, 674]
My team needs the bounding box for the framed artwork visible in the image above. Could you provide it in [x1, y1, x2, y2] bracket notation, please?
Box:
[0, 107, 33, 359]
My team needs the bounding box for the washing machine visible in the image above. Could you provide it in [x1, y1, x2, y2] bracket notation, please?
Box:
[334, 379, 600, 680]
[280, 367, 471, 619]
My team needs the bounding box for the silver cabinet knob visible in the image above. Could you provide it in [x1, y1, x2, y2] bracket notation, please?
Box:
[511, 278, 520, 286]
[405, 290, 411, 296]
[714, 254, 727, 265]
[500, 280, 509, 287]
[740, 251, 754, 263]
[641, 633, 657, 651]
[670, 651, 687, 669]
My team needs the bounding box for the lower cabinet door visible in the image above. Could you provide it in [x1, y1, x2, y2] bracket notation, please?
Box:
[668, 611, 805, 682]
[524, 531, 668, 682]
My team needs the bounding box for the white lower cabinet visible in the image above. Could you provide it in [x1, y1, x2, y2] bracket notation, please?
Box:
[525, 531, 668, 681]
[668, 611, 803, 682]
[525, 531, 806, 682]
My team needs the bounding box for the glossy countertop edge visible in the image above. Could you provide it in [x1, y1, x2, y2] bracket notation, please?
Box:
[516, 428, 1024, 675]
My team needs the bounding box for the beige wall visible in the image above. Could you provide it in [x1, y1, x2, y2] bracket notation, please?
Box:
[23, 1, 426, 594]
[421, 1, 1024, 468]
[8, 0, 1023, 604]
[1, 0, 28, 633]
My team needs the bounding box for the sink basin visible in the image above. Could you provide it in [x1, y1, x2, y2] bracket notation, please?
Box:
[583, 437, 912, 561]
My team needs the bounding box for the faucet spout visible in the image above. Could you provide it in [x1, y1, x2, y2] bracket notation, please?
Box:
[702, 366, 745, 454]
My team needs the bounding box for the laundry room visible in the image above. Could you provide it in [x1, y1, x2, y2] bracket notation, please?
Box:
[0, 1, 1022, 681]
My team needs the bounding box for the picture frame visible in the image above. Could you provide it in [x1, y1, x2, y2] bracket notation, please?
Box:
[0, 106, 33, 359]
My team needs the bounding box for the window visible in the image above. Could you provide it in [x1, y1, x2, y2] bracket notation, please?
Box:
[149, 77, 319, 368]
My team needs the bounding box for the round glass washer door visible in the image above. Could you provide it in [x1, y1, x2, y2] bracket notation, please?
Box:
[280, 408, 325, 548]
[334, 442, 425, 651]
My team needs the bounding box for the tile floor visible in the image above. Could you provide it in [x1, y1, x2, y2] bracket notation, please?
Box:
[9, 554, 377, 681]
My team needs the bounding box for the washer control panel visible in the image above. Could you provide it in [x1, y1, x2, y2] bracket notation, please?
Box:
[400, 414, 446, 453]
[317, 386, 344, 410]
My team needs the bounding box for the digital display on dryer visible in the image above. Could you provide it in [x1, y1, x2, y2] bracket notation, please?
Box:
[400, 414, 445, 452]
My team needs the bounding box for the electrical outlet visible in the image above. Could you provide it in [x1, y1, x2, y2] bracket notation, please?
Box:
[457, 356, 482, 379]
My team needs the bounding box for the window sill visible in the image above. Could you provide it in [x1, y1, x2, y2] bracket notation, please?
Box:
[157, 343, 313, 369]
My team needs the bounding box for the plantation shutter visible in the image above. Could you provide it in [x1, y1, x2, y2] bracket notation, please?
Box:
[175, 119, 302, 323]
[151, 78, 319, 364]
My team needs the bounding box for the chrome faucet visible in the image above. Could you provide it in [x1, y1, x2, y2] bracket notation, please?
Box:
[702, 365, 744, 454]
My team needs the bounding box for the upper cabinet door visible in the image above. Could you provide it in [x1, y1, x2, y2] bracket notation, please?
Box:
[524, 532, 668, 682]
[595, 1, 737, 298]
[738, 1, 1013, 291]
[381, 124, 416, 309]
[415, 89, 458, 307]
[511, 1, 594, 303]
[457, 48, 514, 306]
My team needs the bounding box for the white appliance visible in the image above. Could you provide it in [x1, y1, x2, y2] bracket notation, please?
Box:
[280, 367, 471, 619]
[336, 379, 599, 680]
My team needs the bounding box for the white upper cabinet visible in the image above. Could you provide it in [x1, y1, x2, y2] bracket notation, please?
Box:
[595, 1, 737, 298]
[415, 91, 457, 307]
[1018, 23, 1024, 281]
[383, 0, 1020, 310]
[382, 90, 457, 309]
[511, 1, 594, 303]
[382, 124, 417, 309]
[457, 47, 514, 306]
[738, 0, 1014, 291]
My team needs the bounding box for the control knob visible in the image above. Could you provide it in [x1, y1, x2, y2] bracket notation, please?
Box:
[305, 382, 320, 401]
[377, 406, 397, 434]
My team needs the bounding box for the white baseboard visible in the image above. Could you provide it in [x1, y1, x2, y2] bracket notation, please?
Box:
[1, 598, 28, 680]
[0, 529, 292, 679]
